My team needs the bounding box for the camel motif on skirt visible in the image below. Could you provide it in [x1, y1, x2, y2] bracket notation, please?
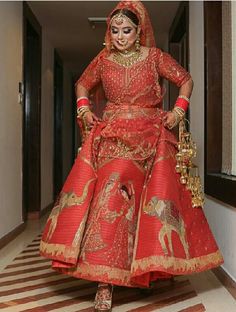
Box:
[143, 194, 190, 259]
[45, 178, 96, 242]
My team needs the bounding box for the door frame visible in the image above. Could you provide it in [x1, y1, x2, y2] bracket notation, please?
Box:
[168, 1, 189, 113]
[53, 50, 64, 199]
[22, 2, 42, 220]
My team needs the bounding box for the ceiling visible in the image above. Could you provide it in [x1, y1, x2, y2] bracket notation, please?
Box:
[28, 1, 180, 75]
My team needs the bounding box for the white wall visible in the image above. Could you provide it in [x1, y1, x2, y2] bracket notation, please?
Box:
[232, 1, 236, 175]
[0, 2, 23, 237]
[41, 32, 54, 210]
[189, 1, 236, 282]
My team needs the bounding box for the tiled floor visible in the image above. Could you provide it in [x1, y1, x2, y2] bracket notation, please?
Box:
[0, 217, 235, 312]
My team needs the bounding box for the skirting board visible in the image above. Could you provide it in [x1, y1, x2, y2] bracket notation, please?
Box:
[213, 267, 236, 300]
[0, 222, 26, 251]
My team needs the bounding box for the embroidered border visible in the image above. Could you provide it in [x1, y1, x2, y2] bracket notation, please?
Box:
[131, 250, 224, 276]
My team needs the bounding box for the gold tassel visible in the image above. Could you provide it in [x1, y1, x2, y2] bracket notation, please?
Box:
[175, 119, 204, 208]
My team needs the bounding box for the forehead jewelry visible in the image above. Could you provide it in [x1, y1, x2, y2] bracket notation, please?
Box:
[110, 12, 138, 29]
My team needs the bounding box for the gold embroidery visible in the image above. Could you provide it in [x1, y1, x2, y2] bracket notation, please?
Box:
[143, 193, 190, 259]
[79, 173, 120, 259]
[40, 240, 79, 261]
[72, 212, 89, 248]
[45, 178, 95, 242]
[47, 249, 223, 287]
[131, 250, 224, 275]
[103, 181, 137, 269]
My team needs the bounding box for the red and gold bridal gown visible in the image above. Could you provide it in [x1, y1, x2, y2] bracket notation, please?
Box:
[40, 47, 223, 287]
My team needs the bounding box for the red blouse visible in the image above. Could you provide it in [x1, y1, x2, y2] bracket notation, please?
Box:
[76, 47, 191, 108]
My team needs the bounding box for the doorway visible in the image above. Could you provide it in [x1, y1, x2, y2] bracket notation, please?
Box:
[22, 3, 42, 221]
[168, 2, 189, 115]
[53, 51, 63, 199]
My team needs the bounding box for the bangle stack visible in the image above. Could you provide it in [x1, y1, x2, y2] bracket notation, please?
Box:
[175, 95, 190, 111]
[76, 97, 91, 119]
[169, 95, 190, 129]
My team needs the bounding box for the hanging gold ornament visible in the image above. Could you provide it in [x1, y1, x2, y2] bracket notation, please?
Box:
[175, 119, 204, 208]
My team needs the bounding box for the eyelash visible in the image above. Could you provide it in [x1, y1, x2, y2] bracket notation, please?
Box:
[111, 29, 132, 34]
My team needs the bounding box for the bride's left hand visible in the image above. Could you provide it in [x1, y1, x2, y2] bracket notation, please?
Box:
[163, 111, 177, 129]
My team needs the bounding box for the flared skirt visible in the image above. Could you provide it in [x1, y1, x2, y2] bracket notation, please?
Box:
[40, 108, 223, 287]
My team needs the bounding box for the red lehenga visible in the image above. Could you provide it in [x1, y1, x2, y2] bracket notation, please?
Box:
[40, 1, 223, 288]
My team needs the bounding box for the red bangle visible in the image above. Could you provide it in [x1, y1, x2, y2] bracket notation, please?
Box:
[76, 97, 89, 108]
[175, 97, 189, 111]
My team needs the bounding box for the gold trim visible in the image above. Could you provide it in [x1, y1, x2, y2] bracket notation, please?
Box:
[131, 250, 224, 275]
[46, 248, 223, 287]
[40, 240, 79, 263]
[65, 262, 131, 285]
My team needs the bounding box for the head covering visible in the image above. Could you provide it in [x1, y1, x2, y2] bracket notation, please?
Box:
[104, 0, 156, 52]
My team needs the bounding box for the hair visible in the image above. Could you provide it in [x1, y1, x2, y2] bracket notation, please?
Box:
[110, 8, 139, 27]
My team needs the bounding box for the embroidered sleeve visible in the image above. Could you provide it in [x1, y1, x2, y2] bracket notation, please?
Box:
[75, 51, 103, 91]
[155, 48, 191, 87]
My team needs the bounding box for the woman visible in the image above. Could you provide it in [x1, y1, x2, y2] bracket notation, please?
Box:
[40, 1, 223, 311]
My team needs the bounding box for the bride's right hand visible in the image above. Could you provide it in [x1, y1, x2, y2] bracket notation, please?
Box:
[83, 111, 99, 129]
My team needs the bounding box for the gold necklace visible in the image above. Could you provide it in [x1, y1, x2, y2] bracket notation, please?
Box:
[113, 50, 143, 67]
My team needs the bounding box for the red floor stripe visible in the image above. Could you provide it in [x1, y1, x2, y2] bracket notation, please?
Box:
[0, 271, 58, 287]
[126, 290, 197, 312]
[16, 293, 95, 312]
[0, 277, 76, 297]
[0, 265, 50, 279]
[5, 259, 49, 269]
[27, 243, 40, 248]
[177, 303, 206, 312]
[21, 248, 40, 253]
[0, 282, 96, 308]
[14, 254, 40, 260]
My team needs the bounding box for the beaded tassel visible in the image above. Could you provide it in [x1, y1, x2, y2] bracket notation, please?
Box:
[175, 119, 204, 208]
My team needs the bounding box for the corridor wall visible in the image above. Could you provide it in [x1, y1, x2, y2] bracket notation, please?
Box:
[189, 1, 236, 282]
[0, 2, 23, 238]
[41, 32, 54, 211]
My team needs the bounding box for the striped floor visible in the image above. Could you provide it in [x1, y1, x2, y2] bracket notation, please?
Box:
[0, 234, 207, 312]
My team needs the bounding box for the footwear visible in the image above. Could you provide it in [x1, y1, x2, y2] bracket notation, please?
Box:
[94, 283, 113, 312]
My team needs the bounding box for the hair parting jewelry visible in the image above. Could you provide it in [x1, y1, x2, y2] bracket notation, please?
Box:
[110, 12, 138, 29]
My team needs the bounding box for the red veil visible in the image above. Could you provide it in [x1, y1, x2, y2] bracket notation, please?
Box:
[104, 0, 156, 51]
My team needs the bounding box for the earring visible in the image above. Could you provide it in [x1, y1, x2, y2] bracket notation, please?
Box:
[135, 34, 140, 51]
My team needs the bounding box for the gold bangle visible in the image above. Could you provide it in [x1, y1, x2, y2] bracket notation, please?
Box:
[77, 107, 90, 119]
[172, 107, 185, 120]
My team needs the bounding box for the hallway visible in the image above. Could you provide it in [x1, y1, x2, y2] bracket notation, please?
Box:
[1, 1, 236, 311]
[0, 219, 235, 312]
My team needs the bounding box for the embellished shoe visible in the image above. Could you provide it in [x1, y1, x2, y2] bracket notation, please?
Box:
[94, 283, 113, 312]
